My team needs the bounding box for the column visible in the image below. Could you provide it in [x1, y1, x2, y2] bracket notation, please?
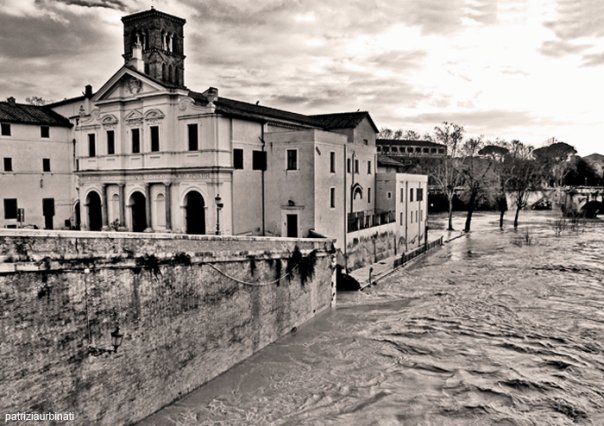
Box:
[118, 183, 126, 228]
[145, 183, 153, 231]
[102, 184, 109, 229]
[164, 182, 172, 231]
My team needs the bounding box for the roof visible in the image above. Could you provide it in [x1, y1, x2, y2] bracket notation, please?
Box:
[121, 8, 186, 25]
[377, 138, 445, 148]
[0, 102, 72, 127]
[310, 112, 379, 133]
[377, 155, 405, 167]
[46, 95, 87, 108]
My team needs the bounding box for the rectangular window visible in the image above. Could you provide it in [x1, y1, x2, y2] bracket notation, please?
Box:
[330, 152, 336, 173]
[1, 123, 11, 136]
[367, 160, 372, 174]
[150, 126, 160, 152]
[107, 130, 115, 155]
[3, 157, 12, 172]
[88, 133, 96, 157]
[187, 123, 198, 151]
[367, 187, 371, 203]
[347, 158, 351, 173]
[131, 128, 140, 153]
[387, 192, 392, 199]
[3, 199, 17, 219]
[40, 126, 50, 138]
[400, 212, 404, 225]
[286, 149, 297, 170]
[252, 150, 266, 171]
[417, 188, 424, 202]
[330, 187, 336, 208]
[42, 158, 51, 172]
[411, 211, 414, 223]
[410, 188, 414, 202]
[363, 139, 368, 145]
[400, 188, 404, 203]
[354, 159, 359, 174]
[233, 148, 244, 169]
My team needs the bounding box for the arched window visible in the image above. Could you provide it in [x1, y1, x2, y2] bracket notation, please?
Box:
[168, 64, 174, 83]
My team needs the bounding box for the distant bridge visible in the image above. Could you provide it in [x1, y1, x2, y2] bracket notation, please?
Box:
[508, 187, 604, 218]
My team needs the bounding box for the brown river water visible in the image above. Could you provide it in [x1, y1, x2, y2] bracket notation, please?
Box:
[141, 211, 604, 425]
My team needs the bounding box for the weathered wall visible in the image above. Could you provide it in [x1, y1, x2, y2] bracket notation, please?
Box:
[0, 230, 335, 425]
[346, 223, 400, 270]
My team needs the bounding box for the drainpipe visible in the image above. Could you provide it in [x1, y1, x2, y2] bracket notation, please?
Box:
[260, 123, 266, 236]
[343, 144, 348, 272]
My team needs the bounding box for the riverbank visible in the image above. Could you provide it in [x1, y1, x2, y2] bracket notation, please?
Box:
[139, 211, 604, 425]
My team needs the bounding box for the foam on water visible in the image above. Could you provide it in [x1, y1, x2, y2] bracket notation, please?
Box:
[141, 211, 604, 426]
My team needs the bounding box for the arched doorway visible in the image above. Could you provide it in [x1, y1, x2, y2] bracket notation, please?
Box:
[185, 191, 205, 234]
[86, 192, 102, 231]
[130, 192, 147, 232]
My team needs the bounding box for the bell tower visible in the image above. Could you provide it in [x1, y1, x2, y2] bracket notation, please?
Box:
[122, 8, 186, 87]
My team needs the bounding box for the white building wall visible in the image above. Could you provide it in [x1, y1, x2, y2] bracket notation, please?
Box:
[0, 122, 75, 229]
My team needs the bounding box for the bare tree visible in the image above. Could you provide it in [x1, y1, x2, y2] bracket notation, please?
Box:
[507, 141, 540, 229]
[459, 137, 494, 232]
[431, 122, 465, 231]
[25, 96, 47, 106]
[479, 141, 511, 229]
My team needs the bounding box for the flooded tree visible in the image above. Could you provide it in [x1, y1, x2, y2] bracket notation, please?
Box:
[507, 141, 541, 229]
[479, 142, 510, 229]
[459, 137, 494, 232]
[432, 122, 465, 231]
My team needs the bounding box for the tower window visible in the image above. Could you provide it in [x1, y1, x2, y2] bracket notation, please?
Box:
[41, 126, 50, 138]
[286, 149, 297, 170]
[253, 150, 267, 171]
[1, 123, 11, 136]
[3, 199, 17, 219]
[330, 152, 336, 173]
[43, 158, 51, 172]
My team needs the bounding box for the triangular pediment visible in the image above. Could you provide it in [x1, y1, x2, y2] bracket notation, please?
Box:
[124, 109, 143, 123]
[92, 66, 168, 102]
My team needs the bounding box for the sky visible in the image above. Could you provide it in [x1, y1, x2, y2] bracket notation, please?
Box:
[0, 0, 603, 156]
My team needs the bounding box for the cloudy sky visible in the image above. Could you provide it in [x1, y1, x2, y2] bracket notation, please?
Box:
[1, 0, 603, 155]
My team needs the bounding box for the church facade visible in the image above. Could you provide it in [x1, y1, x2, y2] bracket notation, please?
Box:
[2, 7, 428, 255]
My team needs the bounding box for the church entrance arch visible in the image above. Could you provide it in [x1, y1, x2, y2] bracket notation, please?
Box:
[130, 191, 147, 232]
[86, 191, 102, 231]
[185, 191, 205, 234]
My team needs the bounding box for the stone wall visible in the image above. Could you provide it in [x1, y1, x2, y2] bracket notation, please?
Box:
[0, 230, 335, 425]
[346, 223, 401, 270]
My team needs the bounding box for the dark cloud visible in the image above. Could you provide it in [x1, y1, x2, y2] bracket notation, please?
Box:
[539, 40, 588, 58]
[36, 0, 129, 10]
[582, 52, 604, 67]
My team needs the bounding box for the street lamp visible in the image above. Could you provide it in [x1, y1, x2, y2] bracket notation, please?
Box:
[215, 194, 224, 235]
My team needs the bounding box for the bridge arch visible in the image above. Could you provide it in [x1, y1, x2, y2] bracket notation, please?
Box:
[581, 200, 603, 218]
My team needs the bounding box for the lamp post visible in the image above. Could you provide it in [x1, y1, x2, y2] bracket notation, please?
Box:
[215, 194, 224, 235]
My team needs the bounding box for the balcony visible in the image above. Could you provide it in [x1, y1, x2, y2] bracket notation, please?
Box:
[347, 210, 394, 232]
[77, 151, 208, 171]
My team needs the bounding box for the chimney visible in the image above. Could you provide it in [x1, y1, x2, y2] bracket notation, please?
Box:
[82, 85, 93, 115]
[128, 41, 145, 73]
[6, 96, 16, 104]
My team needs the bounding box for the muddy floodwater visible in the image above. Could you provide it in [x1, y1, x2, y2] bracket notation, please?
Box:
[141, 212, 604, 425]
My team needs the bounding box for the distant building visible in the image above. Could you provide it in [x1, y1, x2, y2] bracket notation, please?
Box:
[0, 98, 75, 229]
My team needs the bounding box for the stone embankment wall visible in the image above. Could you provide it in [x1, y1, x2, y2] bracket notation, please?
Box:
[0, 230, 336, 425]
[346, 223, 400, 271]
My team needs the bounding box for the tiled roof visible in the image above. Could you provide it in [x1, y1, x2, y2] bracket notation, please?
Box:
[310, 112, 379, 132]
[0, 102, 72, 127]
[214, 97, 321, 127]
[46, 95, 87, 108]
[377, 139, 445, 148]
[377, 155, 405, 167]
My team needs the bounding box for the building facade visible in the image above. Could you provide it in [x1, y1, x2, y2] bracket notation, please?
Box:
[2, 7, 430, 266]
[0, 99, 75, 229]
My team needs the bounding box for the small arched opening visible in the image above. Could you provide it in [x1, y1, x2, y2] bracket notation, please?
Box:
[130, 191, 147, 232]
[86, 191, 102, 231]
